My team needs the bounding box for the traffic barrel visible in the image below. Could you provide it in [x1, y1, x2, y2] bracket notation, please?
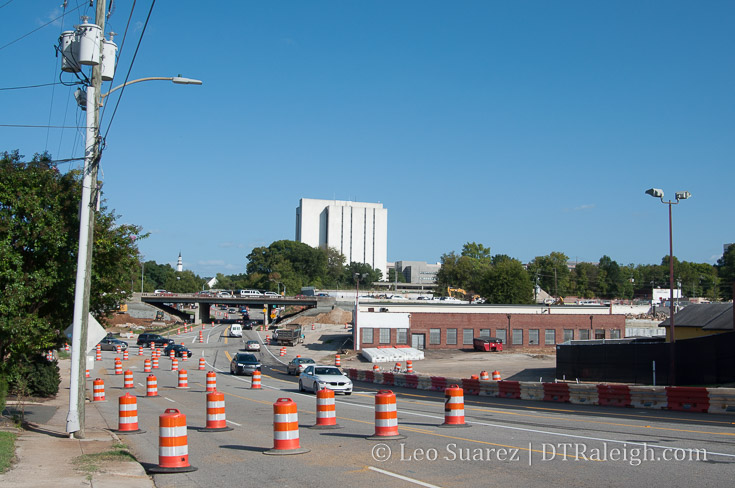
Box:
[440, 385, 469, 428]
[296, 354, 301, 358]
[198, 357, 206, 370]
[171, 358, 179, 372]
[144, 359, 152, 373]
[394, 362, 401, 372]
[114, 358, 123, 375]
[149, 341, 155, 350]
[138, 345, 143, 356]
[367, 390, 405, 440]
[148, 408, 197, 474]
[182, 351, 188, 362]
[470, 374, 479, 380]
[177, 369, 189, 389]
[406, 360, 413, 373]
[177, 328, 180, 335]
[311, 324, 315, 330]
[85, 369, 90, 378]
[266, 334, 270, 344]
[335, 354, 341, 367]
[264, 398, 310, 455]
[123, 370, 134, 389]
[113, 393, 144, 434]
[116, 345, 122, 354]
[152, 356, 159, 369]
[145, 374, 159, 397]
[96, 344, 102, 361]
[372, 364, 379, 372]
[480, 371, 490, 380]
[251, 371, 262, 389]
[310, 388, 342, 430]
[64, 343, 70, 352]
[199, 331, 204, 343]
[169, 350, 175, 361]
[123, 349, 129, 361]
[492, 370, 502, 381]
[199, 390, 233, 432]
[279, 347, 286, 357]
[92, 378, 106, 402]
[206, 371, 217, 392]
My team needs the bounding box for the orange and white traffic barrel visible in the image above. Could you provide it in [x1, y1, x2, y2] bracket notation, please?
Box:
[123, 369, 134, 389]
[171, 358, 179, 372]
[144, 359, 152, 373]
[199, 390, 233, 432]
[146, 374, 159, 397]
[310, 388, 342, 430]
[264, 398, 309, 455]
[198, 357, 206, 370]
[177, 328, 180, 335]
[367, 390, 405, 440]
[480, 371, 490, 380]
[440, 384, 468, 428]
[199, 330, 204, 343]
[372, 364, 380, 372]
[279, 347, 286, 357]
[169, 350, 175, 361]
[182, 351, 188, 362]
[251, 370, 262, 389]
[394, 362, 402, 372]
[206, 371, 217, 392]
[114, 393, 144, 434]
[114, 358, 123, 375]
[64, 343, 70, 352]
[177, 369, 189, 389]
[95, 345, 102, 361]
[470, 374, 479, 380]
[92, 378, 106, 402]
[265, 334, 270, 344]
[85, 369, 90, 378]
[152, 356, 159, 369]
[138, 345, 143, 356]
[149, 341, 155, 350]
[311, 324, 315, 330]
[116, 345, 122, 354]
[492, 370, 501, 381]
[335, 354, 341, 367]
[148, 408, 197, 473]
[406, 360, 413, 373]
[123, 349, 129, 361]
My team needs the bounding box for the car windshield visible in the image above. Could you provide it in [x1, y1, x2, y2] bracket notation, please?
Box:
[314, 367, 341, 376]
[300, 359, 315, 364]
[237, 354, 257, 362]
[247, 341, 258, 344]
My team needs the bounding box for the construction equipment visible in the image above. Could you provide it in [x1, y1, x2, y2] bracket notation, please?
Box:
[274, 325, 303, 346]
[447, 287, 467, 299]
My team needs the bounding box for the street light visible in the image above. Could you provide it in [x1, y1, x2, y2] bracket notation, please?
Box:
[100, 76, 202, 103]
[645, 187, 691, 385]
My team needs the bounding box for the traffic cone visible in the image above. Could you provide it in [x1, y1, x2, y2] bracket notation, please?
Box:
[206, 371, 217, 392]
[64, 343, 70, 352]
[198, 357, 206, 370]
[171, 358, 179, 372]
[199, 390, 233, 432]
[372, 364, 379, 372]
[114, 358, 123, 375]
[177, 369, 189, 389]
[199, 331, 204, 343]
[251, 371, 261, 389]
[440, 385, 469, 428]
[367, 390, 405, 440]
[123, 349, 129, 361]
[310, 388, 342, 429]
[148, 408, 197, 473]
[113, 393, 144, 434]
[145, 374, 158, 397]
[480, 371, 490, 380]
[123, 370, 134, 389]
[406, 360, 413, 373]
[264, 398, 309, 455]
[96, 344, 102, 361]
[144, 359, 152, 373]
[92, 378, 106, 402]
[492, 370, 502, 381]
[335, 354, 341, 367]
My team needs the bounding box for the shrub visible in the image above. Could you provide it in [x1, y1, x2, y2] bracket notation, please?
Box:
[7, 356, 60, 398]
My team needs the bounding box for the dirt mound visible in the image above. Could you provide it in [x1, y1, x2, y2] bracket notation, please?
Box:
[289, 308, 352, 326]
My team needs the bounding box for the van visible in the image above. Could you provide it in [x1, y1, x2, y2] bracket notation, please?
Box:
[240, 289, 262, 297]
[230, 323, 243, 338]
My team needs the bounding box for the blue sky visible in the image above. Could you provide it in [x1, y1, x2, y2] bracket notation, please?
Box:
[2, 1, 733, 277]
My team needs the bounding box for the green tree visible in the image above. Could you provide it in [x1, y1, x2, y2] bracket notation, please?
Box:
[461, 242, 492, 262]
[0, 150, 143, 385]
[526, 252, 570, 297]
[477, 257, 533, 304]
[716, 244, 735, 300]
[387, 268, 407, 283]
[344, 262, 382, 285]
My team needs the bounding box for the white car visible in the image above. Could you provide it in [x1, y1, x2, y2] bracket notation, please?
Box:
[245, 340, 260, 351]
[264, 291, 280, 297]
[299, 365, 352, 395]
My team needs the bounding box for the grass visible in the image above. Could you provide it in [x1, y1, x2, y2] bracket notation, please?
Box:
[57, 350, 71, 360]
[73, 443, 137, 476]
[0, 431, 17, 473]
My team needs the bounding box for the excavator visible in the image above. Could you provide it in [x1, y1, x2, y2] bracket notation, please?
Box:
[447, 287, 484, 303]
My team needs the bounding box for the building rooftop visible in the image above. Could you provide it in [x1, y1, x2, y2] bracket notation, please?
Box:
[659, 303, 733, 330]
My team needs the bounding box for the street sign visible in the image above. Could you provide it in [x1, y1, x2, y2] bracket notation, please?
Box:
[64, 313, 108, 354]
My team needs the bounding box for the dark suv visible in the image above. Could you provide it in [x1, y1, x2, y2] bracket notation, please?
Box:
[136, 333, 174, 348]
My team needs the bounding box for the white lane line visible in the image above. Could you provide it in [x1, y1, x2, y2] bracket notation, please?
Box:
[256, 331, 287, 365]
[332, 400, 735, 460]
[368, 467, 442, 488]
[163, 397, 175, 403]
[226, 420, 242, 427]
[136, 382, 144, 387]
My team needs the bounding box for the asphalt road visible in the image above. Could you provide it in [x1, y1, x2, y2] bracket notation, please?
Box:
[88, 324, 735, 488]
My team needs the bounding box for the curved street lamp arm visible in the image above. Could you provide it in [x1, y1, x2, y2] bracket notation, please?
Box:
[101, 76, 202, 99]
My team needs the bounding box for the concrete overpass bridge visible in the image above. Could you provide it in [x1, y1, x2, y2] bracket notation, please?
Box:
[137, 293, 330, 325]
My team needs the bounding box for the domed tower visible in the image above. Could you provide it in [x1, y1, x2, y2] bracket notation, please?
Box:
[176, 251, 183, 272]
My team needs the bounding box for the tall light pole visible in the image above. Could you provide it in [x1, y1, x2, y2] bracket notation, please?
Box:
[65, 2, 202, 437]
[645, 187, 691, 386]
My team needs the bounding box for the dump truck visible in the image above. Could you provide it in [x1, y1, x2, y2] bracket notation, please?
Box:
[274, 325, 303, 346]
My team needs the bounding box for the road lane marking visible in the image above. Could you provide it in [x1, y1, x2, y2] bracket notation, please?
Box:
[368, 467, 442, 488]
[163, 397, 175, 403]
[226, 420, 242, 427]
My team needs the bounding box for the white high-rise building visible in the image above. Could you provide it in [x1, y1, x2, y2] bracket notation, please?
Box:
[295, 198, 388, 279]
[176, 252, 183, 272]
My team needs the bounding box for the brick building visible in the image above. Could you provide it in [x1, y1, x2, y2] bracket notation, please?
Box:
[354, 303, 625, 351]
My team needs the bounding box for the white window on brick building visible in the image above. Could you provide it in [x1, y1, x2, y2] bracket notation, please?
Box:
[362, 328, 373, 344]
[396, 328, 408, 344]
[529, 329, 539, 345]
[512, 329, 523, 345]
[545, 329, 556, 345]
[563, 329, 574, 342]
[430, 328, 441, 345]
[463, 329, 474, 345]
[446, 328, 457, 345]
[609, 329, 621, 339]
[379, 328, 391, 344]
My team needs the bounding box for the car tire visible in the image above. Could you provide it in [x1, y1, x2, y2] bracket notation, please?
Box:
[312, 382, 318, 393]
[345, 392, 352, 396]
[298, 380, 304, 392]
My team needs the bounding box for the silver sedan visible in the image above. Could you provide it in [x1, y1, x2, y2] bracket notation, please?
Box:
[298, 365, 352, 395]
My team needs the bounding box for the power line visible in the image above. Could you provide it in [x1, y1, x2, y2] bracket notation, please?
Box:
[0, 0, 16, 10]
[0, 123, 89, 129]
[0, 3, 83, 52]
[0, 82, 64, 91]
[99, 0, 137, 125]
[101, 0, 155, 142]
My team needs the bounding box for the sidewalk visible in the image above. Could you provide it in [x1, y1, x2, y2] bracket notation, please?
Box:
[0, 358, 154, 488]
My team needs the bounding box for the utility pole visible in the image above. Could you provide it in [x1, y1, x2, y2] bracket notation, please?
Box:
[67, 0, 105, 438]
